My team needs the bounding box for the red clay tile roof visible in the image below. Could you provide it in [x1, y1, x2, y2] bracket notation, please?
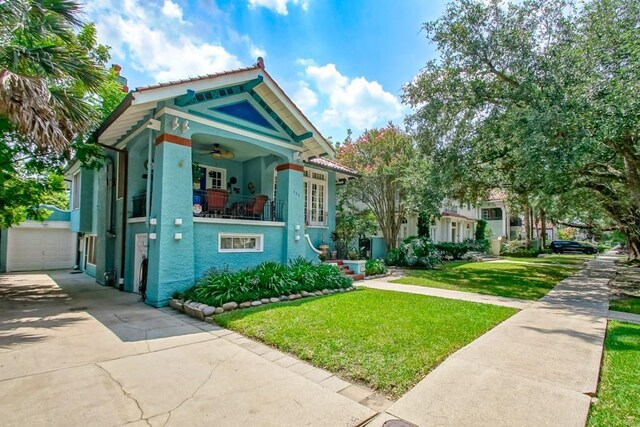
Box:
[441, 211, 476, 221]
[306, 157, 358, 177]
[488, 189, 508, 201]
[135, 65, 261, 92]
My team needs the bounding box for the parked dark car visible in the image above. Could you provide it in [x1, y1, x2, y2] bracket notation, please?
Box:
[550, 240, 597, 254]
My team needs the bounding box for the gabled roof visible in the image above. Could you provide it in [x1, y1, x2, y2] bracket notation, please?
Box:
[93, 63, 334, 159]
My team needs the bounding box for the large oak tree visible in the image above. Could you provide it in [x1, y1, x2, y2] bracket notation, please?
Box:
[404, 0, 640, 258]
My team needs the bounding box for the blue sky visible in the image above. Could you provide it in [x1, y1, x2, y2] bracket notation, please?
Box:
[86, 0, 447, 141]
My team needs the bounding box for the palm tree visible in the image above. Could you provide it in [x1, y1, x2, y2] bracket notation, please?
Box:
[0, 0, 105, 152]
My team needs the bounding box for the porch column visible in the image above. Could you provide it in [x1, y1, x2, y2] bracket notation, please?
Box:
[276, 163, 306, 261]
[145, 133, 195, 307]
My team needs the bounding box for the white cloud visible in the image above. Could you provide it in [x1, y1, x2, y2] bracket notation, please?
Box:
[89, 0, 242, 83]
[248, 0, 309, 15]
[161, 0, 183, 20]
[250, 45, 267, 59]
[290, 81, 318, 113]
[299, 60, 402, 131]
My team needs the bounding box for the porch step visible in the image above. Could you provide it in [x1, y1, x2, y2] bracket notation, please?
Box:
[352, 274, 365, 281]
[324, 260, 364, 282]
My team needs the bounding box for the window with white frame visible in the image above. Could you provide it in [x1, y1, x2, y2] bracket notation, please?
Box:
[304, 170, 327, 226]
[207, 167, 226, 189]
[71, 172, 80, 209]
[219, 233, 263, 252]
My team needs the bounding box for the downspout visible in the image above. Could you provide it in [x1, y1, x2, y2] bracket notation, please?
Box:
[120, 151, 128, 290]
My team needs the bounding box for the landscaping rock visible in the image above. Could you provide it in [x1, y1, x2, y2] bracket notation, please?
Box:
[251, 301, 263, 307]
[214, 307, 224, 314]
[239, 302, 252, 309]
[269, 297, 280, 303]
[205, 316, 214, 323]
[222, 302, 238, 311]
[169, 299, 183, 312]
[314, 291, 323, 296]
[280, 295, 288, 301]
[301, 291, 310, 297]
[327, 290, 335, 294]
[260, 298, 270, 304]
[322, 289, 330, 295]
[294, 293, 302, 299]
[288, 295, 298, 301]
[338, 289, 345, 293]
[183, 304, 196, 317]
[202, 306, 215, 317]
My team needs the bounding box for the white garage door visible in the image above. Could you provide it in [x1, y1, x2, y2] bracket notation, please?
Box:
[7, 227, 76, 272]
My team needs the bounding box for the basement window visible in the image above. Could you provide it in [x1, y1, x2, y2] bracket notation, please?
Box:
[219, 233, 263, 253]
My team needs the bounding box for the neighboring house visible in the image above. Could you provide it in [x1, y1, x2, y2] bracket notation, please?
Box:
[0, 206, 76, 272]
[67, 60, 357, 307]
[367, 190, 560, 257]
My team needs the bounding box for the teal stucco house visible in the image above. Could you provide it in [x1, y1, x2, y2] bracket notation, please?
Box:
[67, 60, 357, 307]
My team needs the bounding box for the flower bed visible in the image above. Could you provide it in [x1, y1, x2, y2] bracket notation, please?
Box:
[175, 258, 353, 308]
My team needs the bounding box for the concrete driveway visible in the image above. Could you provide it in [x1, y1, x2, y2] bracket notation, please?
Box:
[0, 271, 374, 426]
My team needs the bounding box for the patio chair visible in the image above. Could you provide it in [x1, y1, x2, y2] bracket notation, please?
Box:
[246, 195, 269, 219]
[206, 189, 229, 216]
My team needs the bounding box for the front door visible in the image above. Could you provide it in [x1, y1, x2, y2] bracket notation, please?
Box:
[133, 234, 148, 289]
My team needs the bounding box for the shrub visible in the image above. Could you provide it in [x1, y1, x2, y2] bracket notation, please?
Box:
[386, 236, 442, 268]
[465, 238, 490, 253]
[500, 240, 528, 255]
[180, 258, 352, 306]
[475, 219, 488, 240]
[365, 259, 388, 276]
[434, 242, 470, 260]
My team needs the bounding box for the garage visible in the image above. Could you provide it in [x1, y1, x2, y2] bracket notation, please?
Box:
[4, 222, 76, 272]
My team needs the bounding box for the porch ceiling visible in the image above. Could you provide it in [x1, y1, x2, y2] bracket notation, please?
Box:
[191, 133, 279, 162]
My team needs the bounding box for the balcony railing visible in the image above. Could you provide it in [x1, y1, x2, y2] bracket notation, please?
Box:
[193, 190, 283, 222]
[305, 209, 328, 227]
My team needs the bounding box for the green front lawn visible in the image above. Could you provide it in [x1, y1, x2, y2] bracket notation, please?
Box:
[392, 261, 575, 300]
[215, 289, 516, 398]
[501, 254, 592, 266]
[588, 321, 640, 426]
[609, 297, 640, 315]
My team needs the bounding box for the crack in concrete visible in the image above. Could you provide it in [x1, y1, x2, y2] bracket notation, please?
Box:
[96, 363, 150, 426]
[161, 349, 242, 426]
[113, 313, 151, 352]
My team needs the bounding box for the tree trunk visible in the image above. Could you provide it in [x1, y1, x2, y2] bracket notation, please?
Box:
[523, 204, 530, 247]
[540, 209, 547, 250]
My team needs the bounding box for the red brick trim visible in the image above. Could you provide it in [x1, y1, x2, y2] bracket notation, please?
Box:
[275, 163, 304, 172]
[155, 133, 191, 147]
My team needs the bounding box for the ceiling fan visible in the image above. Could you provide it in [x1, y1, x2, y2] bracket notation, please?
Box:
[209, 143, 234, 160]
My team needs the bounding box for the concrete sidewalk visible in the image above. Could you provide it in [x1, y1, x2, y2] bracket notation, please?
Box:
[368, 255, 615, 427]
[361, 280, 532, 309]
[0, 271, 374, 426]
[608, 309, 640, 324]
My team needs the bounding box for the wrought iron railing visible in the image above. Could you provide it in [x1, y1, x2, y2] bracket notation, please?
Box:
[305, 209, 328, 227]
[193, 190, 283, 222]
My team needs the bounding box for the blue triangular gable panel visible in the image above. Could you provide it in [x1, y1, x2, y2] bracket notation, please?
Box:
[210, 101, 276, 131]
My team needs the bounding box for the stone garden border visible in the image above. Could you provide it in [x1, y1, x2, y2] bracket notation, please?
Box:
[169, 285, 358, 321]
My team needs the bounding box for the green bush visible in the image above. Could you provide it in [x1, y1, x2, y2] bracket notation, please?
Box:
[180, 258, 352, 306]
[365, 259, 388, 276]
[465, 238, 490, 253]
[500, 240, 528, 255]
[386, 237, 442, 268]
[434, 242, 470, 260]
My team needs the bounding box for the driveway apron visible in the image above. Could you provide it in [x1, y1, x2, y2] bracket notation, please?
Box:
[0, 271, 374, 427]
